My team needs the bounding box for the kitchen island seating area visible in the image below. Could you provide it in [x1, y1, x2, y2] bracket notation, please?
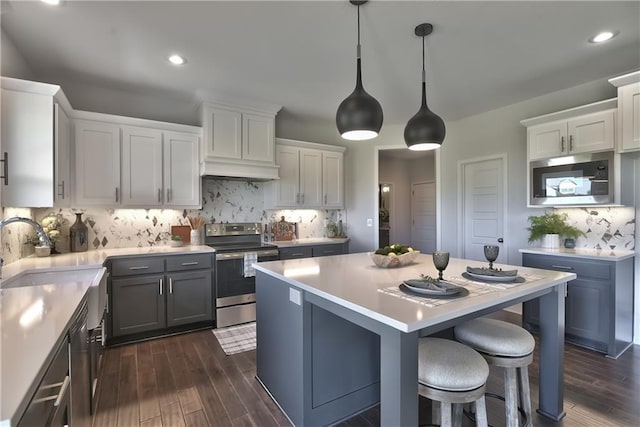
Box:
[254, 252, 576, 426]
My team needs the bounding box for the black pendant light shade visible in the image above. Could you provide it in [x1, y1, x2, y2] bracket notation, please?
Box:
[404, 23, 445, 151]
[336, 0, 383, 141]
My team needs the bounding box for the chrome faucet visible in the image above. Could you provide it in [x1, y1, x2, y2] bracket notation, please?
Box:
[0, 217, 52, 280]
[0, 216, 52, 248]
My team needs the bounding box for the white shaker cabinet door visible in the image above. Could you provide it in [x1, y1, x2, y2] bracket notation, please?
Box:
[75, 121, 121, 205]
[164, 131, 200, 207]
[299, 149, 322, 207]
[619, 83, 640, 152]
[121, 126, 163, 207]
[54, 104, 71, 208]
[527, 121, 567, 160]
[567, 110, 615, 154]
[242, 113, 274, 163]
[203, 106, 242, 160]
[322, 151, 344, 208]
[274, 145, 300, 206]
[1, 89, 54, 207]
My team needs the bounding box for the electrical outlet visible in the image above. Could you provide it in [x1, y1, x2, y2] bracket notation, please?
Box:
[366, 218, 373, 227]
[289, 288, 301, 305]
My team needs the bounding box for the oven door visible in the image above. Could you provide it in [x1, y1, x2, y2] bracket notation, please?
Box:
[215, 249, 279, 307]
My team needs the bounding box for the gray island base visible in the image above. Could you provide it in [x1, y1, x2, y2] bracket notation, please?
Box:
[254, 253, 576, 426]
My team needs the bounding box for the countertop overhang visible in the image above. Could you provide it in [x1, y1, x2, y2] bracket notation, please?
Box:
[519, 247, 635, 261]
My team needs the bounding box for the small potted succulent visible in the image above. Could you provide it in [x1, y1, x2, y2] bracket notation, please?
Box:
[169, 235, 184, 247]
[527, 212, 585, 249]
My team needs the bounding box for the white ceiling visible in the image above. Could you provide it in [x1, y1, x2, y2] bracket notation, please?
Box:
[1, 0, 639, 126]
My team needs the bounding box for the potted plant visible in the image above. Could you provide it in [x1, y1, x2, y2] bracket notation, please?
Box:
[527, 212, 585, 248]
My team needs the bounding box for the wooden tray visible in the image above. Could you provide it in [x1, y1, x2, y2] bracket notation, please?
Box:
[171, 225, 191, 244]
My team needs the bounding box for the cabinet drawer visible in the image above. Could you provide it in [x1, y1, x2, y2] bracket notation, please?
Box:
[312, 244, 344, 257]
[19, 338, 70, 426]
[166, 253, 213, 272]
[522, 253, 611, 280]
[279, 246, 313, 260]
[110, 256, 164, 277]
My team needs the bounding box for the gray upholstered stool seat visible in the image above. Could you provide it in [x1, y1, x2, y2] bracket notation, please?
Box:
[454, 318, 535, 427]
[454, 317, 535, 357]
[418, 338, 489, 427]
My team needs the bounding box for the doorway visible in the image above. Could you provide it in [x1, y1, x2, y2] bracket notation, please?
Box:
[377, 148, 436, 249]
[411, 182, 436, 253]
[457, 154, 508, 263]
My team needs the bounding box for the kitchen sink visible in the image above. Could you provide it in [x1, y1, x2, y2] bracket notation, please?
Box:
[2, 267, 107, 330]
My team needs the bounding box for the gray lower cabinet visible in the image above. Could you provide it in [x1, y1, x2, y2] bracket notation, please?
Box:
[279, 242, 349, 260]
[111, 274, 166, 336]
[108, 253, 214, 342]
[167, 270, 213, 327]
[522, 253, 633, 358]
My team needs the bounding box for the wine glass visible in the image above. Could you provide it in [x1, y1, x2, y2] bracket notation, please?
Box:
[432, 251, 450, 280]
[484, 245, 500, 269]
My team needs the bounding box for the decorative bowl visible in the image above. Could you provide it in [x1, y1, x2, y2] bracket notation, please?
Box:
[369, 250, 420, 268]
[169, 240, 184, 247]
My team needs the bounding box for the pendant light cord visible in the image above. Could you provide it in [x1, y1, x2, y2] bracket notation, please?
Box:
[421, 33, 426, 84]
[357, 4, 361, 59]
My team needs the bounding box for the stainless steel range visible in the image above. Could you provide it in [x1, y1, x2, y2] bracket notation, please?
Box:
[206, 222, 279, 328]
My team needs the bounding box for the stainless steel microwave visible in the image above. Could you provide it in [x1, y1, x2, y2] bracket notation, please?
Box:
[529, 151, 613, 206]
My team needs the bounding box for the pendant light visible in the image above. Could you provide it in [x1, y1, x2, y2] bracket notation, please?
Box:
[336, 0, 383, 141]
[404, 23, 446, 151]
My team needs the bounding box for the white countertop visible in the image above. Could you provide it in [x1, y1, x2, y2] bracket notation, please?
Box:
[0, 244, 214, 426]
[519, 247, 635, 261]
[269, 237, 349, 248]
[254, 252, 575, 333]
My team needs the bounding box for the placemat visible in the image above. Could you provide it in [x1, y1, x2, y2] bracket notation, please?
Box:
[452, 272, 544, 290]
[378, 281, 495, 308]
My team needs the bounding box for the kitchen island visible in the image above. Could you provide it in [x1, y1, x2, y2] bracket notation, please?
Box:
[254, 252, 576, 426]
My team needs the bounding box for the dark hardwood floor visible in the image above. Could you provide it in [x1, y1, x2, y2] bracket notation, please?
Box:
[93, 311, 640, 426]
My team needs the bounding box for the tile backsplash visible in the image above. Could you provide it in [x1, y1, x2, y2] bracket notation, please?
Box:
[1, 179, 345, 264]
[1, 207, 37, 264]
[556, 207, 635, 250]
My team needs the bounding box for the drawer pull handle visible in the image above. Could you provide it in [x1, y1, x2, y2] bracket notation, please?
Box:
[128, 266, 149, 270]
[169, 278, 173, 294]
[291, 253, 304, 256]
[53, 376, 70, 407]
[159, 278, 163, 295]
[323, 251, 335, 254]
[181, 262, 199, 266]
[0, 152, 8, 185]
[551, 265, 574, 270]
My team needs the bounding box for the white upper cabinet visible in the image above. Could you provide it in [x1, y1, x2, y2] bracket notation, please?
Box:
[0, 78, 72, 208]
[163, 132, 200, 207]
[54, 104, 72, 208]
[266, 138, 346, 209]
[74, 111, 201, 208]
[121, 126, 163, 207]
[75, 120, 121, 206]
[609, 71, 640, 153]
[322, 151, 344, 208]
[522, 99, 617, 161]
[200, 100, 281, 180]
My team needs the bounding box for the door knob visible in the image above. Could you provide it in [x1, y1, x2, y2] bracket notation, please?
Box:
[497, 238, 504, 243]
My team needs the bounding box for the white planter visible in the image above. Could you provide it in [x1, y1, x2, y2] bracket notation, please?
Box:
[190, 229, 201, 246]
[542, 234, 560, 249]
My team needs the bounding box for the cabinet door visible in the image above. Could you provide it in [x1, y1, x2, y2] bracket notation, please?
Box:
[121, 126, 163, 207]
[203, 106, 242, 160]
[618, 83, 640, 152]
[54, 104, 71, 208]
[166, 270, 213, 327]
[566, 278, 610, 349]
[567, 110, 615, 154]
[299, 149, 322, 206]
[111, 274, 166, 337]
[1, 89, 54, 207]
[163, 131, 200, 207]
[322, 151, 344, 208]
[75, 121, 121, 205]
[527, 121, 567, 160]
[312, 244, 344, 257]
[274, 145, 300, 206]
[242, 113, 274, 163]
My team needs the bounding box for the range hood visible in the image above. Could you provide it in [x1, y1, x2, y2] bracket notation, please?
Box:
[200, 160, 280, 181]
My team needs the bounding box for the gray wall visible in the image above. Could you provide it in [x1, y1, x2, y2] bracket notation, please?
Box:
[1, 29, 35, 80]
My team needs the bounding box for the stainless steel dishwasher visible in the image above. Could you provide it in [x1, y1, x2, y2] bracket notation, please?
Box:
[70, 301, 91, 427]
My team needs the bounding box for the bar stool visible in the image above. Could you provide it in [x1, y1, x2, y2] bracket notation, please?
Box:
[454, 318, 535, 427]
[418, 337, 489, 427]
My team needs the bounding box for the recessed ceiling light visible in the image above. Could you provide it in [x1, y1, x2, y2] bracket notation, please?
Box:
[41, 0, 60, 5]
[589, 31, 616, 43]
[168, 54, 186, 65]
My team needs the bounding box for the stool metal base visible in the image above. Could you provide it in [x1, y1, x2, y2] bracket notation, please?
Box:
[463, 392, 529, 427]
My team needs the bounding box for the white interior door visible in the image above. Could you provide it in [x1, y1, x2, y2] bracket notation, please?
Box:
[411, 182, 436, 253]
[459, 156, 506, 263]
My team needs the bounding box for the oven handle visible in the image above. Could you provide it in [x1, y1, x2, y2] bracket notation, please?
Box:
[216, 249, 280, 260]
